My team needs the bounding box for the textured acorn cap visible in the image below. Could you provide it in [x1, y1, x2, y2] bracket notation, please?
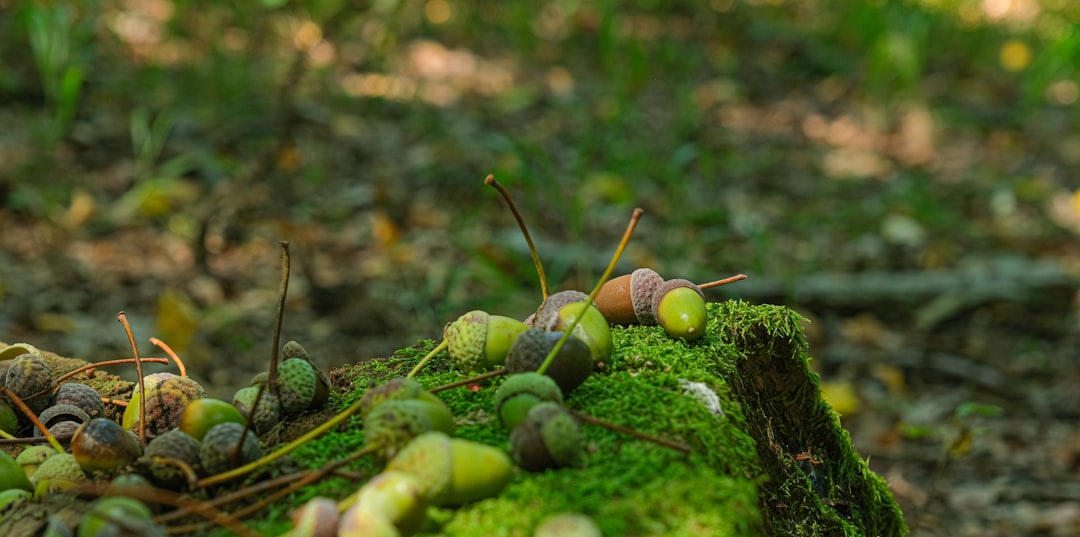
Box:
[652, 279, 708, 342]
[232, 386, 283, 436]
[444, 310, 490, 373]
[510, 402, 583, 472]
[359, 377, 426, 418]
[5, 353, 53, 418]
[277, 358, 317, 415]
[199, 422, 263, 476]
[364, 399, 445, 460]
[505, 329, 592, 394]
[30, 453, 86, 491]
[595, 268, 664, 325]
[53, 382, 106, 420]
[493, 372, 563, 430]
[281, 340, 332, 410]
[533, 290, 588, 331]
[141, 428, 202, 490]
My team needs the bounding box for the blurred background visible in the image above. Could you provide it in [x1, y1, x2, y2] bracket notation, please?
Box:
[1, 0, 1079, 535]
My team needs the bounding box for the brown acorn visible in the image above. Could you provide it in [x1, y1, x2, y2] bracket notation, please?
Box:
[53, 382, 106, 421]
[122, 373, 207, 441]
[71, 417, 144, 473]
[595, 267, 665, 325]
[510, 402, 583, 472]
[505, 329, 592, 394]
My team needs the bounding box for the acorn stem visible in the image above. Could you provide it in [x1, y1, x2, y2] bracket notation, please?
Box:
[3, 386, 64, 454]
[697, 273, 747, 289]
[567, 408, 692, 455]
[268, 241, 290, 401]
[149, 337, 188, 376]
[406, 339, 448, 379]
[117, 311, 147, 447]
[538, 208, 644, 376]
[429, 367, 507, 393]
[485, 174, 550, 300]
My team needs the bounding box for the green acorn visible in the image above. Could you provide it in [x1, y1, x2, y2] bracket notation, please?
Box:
[364, 399, 454, 460]
[16, 445, 55, 477]
[277, 358, 318, 415]
[533, 291, 613, 367]
[510, 402, 583, 472]
[291, 496, 339, 537]
[443, 310, 530, 373]
[493, 372, 563, 430]
[281, 340, 331, 410]
[359, 377, 446, 419]
[352, 471, 429, 536]
[338, 505, 401, 537]
[385, 431, 512, 507]
[534, 512, 603, 537]
[652, 279, 707, 341]
[77, 496, 162, 537]
[31, 453, 86, 494]
[0, 449, 32, 492]
[199, 422, 262, 476]
[505, 328, 593, 393]
[179, 398, 246, 442]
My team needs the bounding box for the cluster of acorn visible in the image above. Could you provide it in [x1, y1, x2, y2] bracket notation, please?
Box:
[0, 338, 334, 535]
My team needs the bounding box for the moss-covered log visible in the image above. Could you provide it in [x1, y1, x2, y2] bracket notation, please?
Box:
[0, 301, 905, 536]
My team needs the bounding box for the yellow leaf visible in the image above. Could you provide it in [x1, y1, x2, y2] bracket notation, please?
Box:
[155, 288, 200, 355]
[1000, 39, 1032, 72]
[820, 380, 861, 417]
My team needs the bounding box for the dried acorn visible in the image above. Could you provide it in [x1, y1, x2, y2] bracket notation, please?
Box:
[122, 373, 206, 440]
[4, 353, 53, 418]
[71, 418, 143, 473]
[505, 329, 592, 394]
[652, 278, 707, 341]
[493, 372, 563, 430]
[35, 404, 91, 442]
[443, 310, 529, 373]
[140, 429, 201, 490]
[53, 383, 106, 421]
[510, 402, 583, 472]
[595, 267, 665, 325]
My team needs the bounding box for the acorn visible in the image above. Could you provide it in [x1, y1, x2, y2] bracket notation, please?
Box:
[139, 429, 202, 490]
[16, 445, 55, 477]
[4, 352, 53, 418]
[443, 310, 530, 373]
[652, 278, 707, 341]
[122, 373, 207, 441]
[364, 399, 454, 460]
[0, 400, 16, 436]
[0, 487, 32, 515]
[595, 267, 665, 325]
[351, 471, 429, 536]
[199, 422, 263, 476]
[533, 291, 613, 367]
[232, 386, 282, 436]
[179, 398, 246, 442]
[493, 372, 563, 430]
[510, 402, 583, 472]
[105, 473, 156, 501]
[281, 340, 331, 410]
[30, 453, 86, 493]
[505, 328, 593, 394]
[71, 418, 143, 473]
[385, 431, 512, 507]
[291, 496, 339, 537]
[0, 342, 41, 361]
[53, 382, 106, 421]
[0, 449, 32, 492]
[77, 496, 161, 537]
[534, 512, 603, 537]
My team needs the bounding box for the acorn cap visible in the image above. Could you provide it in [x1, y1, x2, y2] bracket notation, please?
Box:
[277, 358, 318, 415]
[141, 428, 202, 490]
[505, 329, 592, 394]
[444, 311, 490, 373]
[359, 377, 426, 418]
[629, 268, 665, 325]
[533, 290, 588, 331]
[281, 340, 332, 410]
[232, 386, 283, 436]
[364, 399, 450, 460]
[493, 372, 563, 430]
[199, 421, 263, 476]
[652, 279, 708, 342]
[510, 402, 583, 472]
[53, 382, 106, 421]
[30, 453, 86, 492]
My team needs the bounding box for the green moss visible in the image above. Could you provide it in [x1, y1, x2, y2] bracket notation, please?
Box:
[234, 301, 905, 536]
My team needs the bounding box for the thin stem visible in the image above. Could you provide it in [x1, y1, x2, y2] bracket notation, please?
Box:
[3, 387, 63, 454]
[268, 241, 290, 400]
[406, 339, 448, 379]
[568, 408, 691, 455]
[157, 469, 313, 523]
[485, 175, 549, 299]
[149, 337, 188, 377]
[49, 357, 169, 387]
[117, 311, 147, 447]
[429, 368, 507, 393]
[696, 273, 747, 290]
[538, 208, 644, 375]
